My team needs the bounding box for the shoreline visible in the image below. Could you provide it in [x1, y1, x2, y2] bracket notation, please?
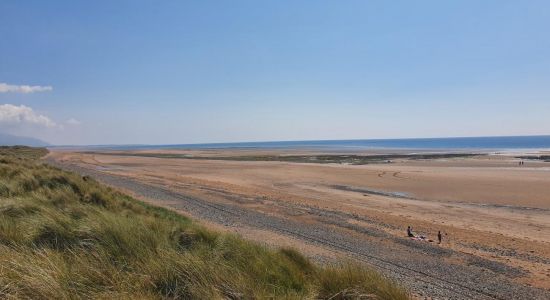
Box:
[47, 135, 550, 153]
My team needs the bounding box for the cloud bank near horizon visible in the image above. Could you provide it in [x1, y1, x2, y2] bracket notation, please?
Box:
[66, 118, 81, 125]
[0, 104, 57, 128]
[0, 83, 53, 94]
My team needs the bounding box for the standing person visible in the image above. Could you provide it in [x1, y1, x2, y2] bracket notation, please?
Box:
[438, 231, 442, 244]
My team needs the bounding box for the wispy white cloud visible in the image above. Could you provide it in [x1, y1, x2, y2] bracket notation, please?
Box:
[0, 83, 53, 94]
[66, 118, 81, 125]
[0, 104, 57, 128]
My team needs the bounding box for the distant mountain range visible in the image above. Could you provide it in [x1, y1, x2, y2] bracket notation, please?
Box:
[0, 133, 49, 147]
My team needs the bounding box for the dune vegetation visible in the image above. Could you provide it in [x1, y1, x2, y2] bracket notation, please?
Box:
[0, 146, 408, 299]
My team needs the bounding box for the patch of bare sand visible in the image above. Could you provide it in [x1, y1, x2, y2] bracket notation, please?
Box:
[48, 150, 550, 289]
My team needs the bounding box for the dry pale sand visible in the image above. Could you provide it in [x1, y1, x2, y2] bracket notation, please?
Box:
[49, 149, 550, 290]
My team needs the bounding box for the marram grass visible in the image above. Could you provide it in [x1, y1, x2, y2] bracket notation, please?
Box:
[0, 146, 409, 299]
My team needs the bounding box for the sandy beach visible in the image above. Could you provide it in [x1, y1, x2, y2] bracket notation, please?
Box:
[48, 148, 550, 298]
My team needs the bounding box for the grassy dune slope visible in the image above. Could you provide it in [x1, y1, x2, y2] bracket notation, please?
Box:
[0, 147, 408, 299]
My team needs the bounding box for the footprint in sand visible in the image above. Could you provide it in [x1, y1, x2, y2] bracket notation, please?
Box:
[392, 171, 409, 179]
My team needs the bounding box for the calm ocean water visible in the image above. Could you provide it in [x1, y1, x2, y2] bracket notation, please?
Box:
[88, 135, 550, 151]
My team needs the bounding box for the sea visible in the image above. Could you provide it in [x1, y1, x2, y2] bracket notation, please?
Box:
[70, 135, 550, 151]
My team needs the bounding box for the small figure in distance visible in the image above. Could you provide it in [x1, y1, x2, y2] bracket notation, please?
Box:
[407, 226, 414, 237]
[438, 230, 442, 244]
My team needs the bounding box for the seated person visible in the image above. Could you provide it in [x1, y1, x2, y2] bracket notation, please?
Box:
[407, 226, 414, 237]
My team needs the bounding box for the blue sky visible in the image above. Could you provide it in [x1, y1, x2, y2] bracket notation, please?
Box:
[1, 1, 549, 145]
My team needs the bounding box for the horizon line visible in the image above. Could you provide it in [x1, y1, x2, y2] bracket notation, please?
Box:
[48, 134, 550, 148]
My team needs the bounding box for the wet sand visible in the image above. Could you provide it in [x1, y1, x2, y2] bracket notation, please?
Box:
[48, 149, 550, 294]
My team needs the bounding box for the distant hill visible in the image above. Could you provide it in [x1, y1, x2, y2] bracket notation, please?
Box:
[0, 133, 50, 146]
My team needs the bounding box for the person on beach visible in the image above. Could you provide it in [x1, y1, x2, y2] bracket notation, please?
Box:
[407, 226, 414, 237]
[438, 231, 442, 244]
